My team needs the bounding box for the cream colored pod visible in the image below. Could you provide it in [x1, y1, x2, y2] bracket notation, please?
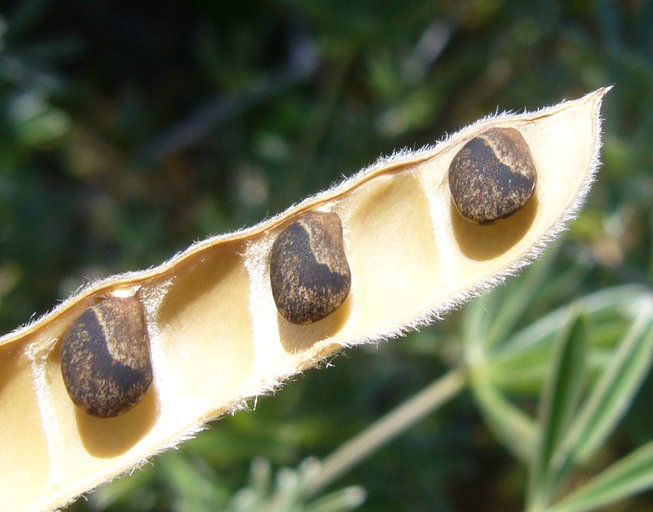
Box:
[0, 88, 608, 512]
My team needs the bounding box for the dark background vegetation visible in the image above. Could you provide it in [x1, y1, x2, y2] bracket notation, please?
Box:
[1, 1, 652, 511]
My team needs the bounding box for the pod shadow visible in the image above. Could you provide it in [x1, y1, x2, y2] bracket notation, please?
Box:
[451, 192, 538, 261]
[278, 294, 352, 354]
[76, 385, 158, 458]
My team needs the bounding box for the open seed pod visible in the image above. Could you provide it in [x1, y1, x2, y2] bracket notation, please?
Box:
[0, 88, 608, 512]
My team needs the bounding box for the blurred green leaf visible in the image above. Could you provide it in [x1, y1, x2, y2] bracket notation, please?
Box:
[527, 311, 588, 512]
[87, 469, 156, 511]
[485, 245, 560, 354]
[461, 290, 496, 367]
[224, 458, 365, 512]
[489, 286, 652, 393]
[547, 441, 653, 512]
[157, 451, 229, 512]
[554, 298, 653, 476]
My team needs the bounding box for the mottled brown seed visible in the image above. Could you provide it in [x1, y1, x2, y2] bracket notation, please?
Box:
[60, 296, 153, 418]
[270, 211, 351, 325]
[448, 127, 537, 224]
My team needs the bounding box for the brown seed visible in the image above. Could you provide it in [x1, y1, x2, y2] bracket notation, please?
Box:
[60, 296, 153, 418]
[270, 211, 351, 325]
[448, 127, 537, 224]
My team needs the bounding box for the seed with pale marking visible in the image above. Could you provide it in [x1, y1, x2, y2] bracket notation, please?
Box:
[60, 296, 153, 418]
[270, 211, 351, 325]
[448, 127, 537, 224]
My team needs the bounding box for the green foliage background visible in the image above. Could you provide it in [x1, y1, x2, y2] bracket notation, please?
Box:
[1, 1, 652, 511]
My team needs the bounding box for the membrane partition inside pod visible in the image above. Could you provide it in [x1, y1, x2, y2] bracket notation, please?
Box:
[0, 88, 609, 512]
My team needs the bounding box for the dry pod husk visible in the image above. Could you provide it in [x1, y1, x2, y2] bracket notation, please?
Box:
[0, 89, 608, 512]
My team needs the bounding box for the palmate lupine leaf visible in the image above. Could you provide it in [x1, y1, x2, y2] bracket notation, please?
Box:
[470, 285, 652, 480]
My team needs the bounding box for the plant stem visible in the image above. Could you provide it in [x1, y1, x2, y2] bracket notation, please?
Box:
[304, 368, 467, 497]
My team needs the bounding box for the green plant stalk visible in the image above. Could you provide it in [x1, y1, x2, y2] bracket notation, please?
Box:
[303, 369, 466, 497]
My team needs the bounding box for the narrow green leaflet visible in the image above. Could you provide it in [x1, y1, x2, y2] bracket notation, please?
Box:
[462, 291, 497, 366]
[526, 311, 588, 512]
[547, 441, 653, 512]
[553, 299, 653, 476]
[463, 288, 536, 463]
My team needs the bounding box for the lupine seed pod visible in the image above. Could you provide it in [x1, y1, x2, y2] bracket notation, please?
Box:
[0, 89, 608, 512]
